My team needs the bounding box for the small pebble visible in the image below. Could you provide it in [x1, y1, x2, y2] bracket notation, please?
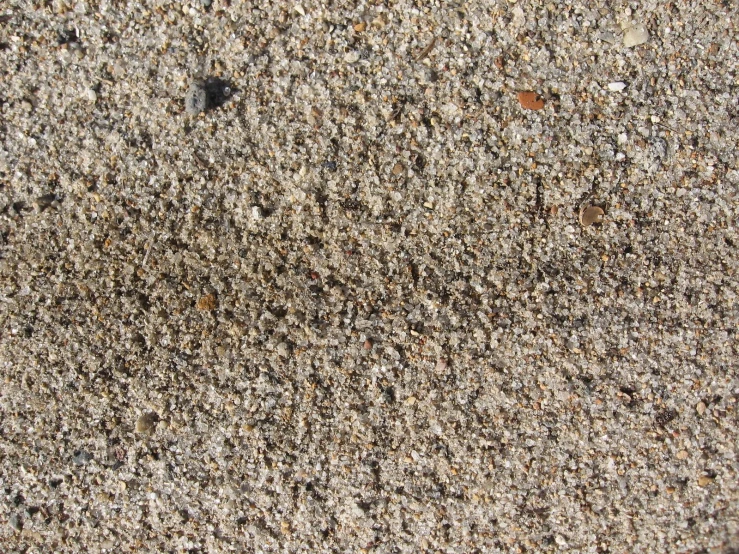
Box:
[579, 206, 605, 227]
[197, 293, 217, 311]
[135, 412, 159, 434]
[676, 450, 689, 460]
[608, 82, 627, 92]
[518, 91, 545, 110]
[697, 474, 714, 487]
[624, 24, 649, 48]
[392, 162, 403, 176]
[73, 450, 93, 465]
[696, 401, 706, 415]
[344, 51, 360, 64]
[8, 514, 22, 531]
[363, 339, 373, 350]
[353, 22, 366, 32]
[185, 81, 207, 115]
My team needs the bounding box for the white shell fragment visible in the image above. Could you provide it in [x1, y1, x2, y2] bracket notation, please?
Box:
[624, 24, 649, 47]
[608, 81, 627, 92]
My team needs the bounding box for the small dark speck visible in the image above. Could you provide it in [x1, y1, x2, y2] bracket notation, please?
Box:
[382, 386, 396, 403]
[655, 408, 678, 426]
[37, 193, 62, 212]
[12, 201, 31, 215]
[57, 28, 79, 45]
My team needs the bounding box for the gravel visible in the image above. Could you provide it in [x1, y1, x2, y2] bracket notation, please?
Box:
[1, 0, 738, 552]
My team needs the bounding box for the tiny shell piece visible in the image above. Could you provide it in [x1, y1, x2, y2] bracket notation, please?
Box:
[579, 206, 605, 227]
[608, 81, 627, 92]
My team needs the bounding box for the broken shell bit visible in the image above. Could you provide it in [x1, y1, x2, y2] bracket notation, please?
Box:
[579, 206, 605, 227]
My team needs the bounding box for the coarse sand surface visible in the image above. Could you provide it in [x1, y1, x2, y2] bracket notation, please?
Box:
[1, 1, 738, 552]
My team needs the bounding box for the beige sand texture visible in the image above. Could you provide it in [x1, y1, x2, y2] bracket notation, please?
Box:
[1, 1, 738, 552]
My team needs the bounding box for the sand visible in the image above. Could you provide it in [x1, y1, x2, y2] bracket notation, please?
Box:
[1, 1, 738, 552]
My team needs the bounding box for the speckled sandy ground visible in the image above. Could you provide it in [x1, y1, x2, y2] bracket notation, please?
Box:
[1, 1, 738, 552]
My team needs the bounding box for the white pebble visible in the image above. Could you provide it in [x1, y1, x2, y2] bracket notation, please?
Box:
[344, 51, 360, 64]
[608, 81, 627, 92]
[624, 24, 649, 47]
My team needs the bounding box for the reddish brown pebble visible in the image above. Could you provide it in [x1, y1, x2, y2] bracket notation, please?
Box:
[197, 293, 217, 311]
[518, 91, 545, 110]
[495, 56, 505, 70]
[363, 339, 373, 349]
